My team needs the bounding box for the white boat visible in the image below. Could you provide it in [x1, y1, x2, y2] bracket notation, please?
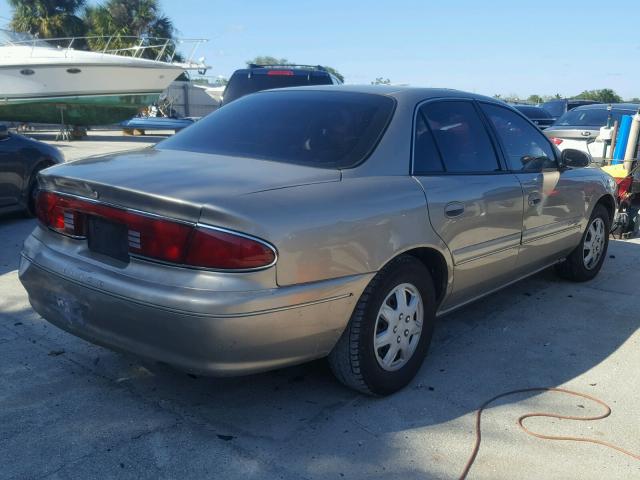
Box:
[0, 30, 208, 126]
[201, 85, 225, 104]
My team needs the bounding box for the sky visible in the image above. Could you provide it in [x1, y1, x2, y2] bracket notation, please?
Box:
[1, 0, 639, 99]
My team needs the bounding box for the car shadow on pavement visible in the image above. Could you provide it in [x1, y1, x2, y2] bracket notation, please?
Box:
[1, 237, 639, 479]
[0, 214, 34, 275]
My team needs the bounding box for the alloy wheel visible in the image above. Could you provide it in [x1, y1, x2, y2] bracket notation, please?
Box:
[583, 217, 606, 270]
[373, 283, 424, 371]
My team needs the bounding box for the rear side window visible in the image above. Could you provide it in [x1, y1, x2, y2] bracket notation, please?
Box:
[421, 101, 500, 173]
[158, 90, 395, 169]
[222, 71, 333, 105]
[413, 109, 444, 173]
[481, 103, 557, 172]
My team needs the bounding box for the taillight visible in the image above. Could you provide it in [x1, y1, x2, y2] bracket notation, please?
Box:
[266, 70, 294, 76]
[35, 191, 86, 237]
[550, 137, 563, 145]
[185, 227, 276, 269]
[36, 191, 276, 270]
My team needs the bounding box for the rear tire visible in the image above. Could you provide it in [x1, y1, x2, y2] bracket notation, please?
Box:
[328, 255, 437, 396]
[555, 204, 610, 282]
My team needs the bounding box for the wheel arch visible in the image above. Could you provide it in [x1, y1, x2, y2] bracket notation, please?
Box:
[387, 246, 450, 307]
[595, 193, 616, 224]
[20, 157, 55, 206]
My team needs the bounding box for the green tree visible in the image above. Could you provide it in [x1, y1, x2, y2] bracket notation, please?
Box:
[372, 77, 391, 85]
[573, 89, 622, 103]
[246, 56, 290, 66]
[321, 66, 344, 83]
[84, 0, 176, 61]
[8, 0, 86, 39]
[527, 94, 543, 105]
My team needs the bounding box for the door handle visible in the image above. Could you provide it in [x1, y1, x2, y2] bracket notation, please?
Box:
[528, 193, 542, 207]
[444, 202, 465, 218]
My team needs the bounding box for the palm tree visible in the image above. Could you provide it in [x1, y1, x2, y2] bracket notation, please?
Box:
[84, 0, 176, 61]
[8, 0, 86, 39]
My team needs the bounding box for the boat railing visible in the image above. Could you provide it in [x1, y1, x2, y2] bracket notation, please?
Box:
[0, 30, 208, 66]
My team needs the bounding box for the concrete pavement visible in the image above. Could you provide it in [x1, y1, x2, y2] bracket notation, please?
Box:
[1, 132, 639, 479]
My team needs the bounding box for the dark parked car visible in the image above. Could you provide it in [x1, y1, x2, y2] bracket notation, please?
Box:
[541, 98, 599, 121]
[512, 105, 554, 129]
[221, 64, 343, 106]
[0, 125, 64, 216]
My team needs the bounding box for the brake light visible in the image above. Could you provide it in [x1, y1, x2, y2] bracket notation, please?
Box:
[35, 191, 86, 237]
[267, 70, 294, 76]
[550, 137, 563, 145]
[185, 227, 276, 269]
[35, 191, 276, 270]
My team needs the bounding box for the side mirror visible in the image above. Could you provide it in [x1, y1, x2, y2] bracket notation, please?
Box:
[560, 148, 591, 169]
[0, 125, 8, 140]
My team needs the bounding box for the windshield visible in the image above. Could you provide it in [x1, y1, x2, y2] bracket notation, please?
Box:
[554, 108, 637, 127]
[0, 29, 53, 47]
[222, 72, 333, 105]
[159, 90, 396, 169]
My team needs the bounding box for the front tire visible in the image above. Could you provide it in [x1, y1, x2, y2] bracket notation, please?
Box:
[328, 255, 437, 396]
[555, 204, 610, 282]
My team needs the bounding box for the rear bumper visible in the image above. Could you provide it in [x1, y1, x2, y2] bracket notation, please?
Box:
[19, 234, 372, 376]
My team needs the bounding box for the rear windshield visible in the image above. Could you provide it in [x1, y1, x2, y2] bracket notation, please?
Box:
[158, 90, 396, 169]
[554, 108, 636, 127]
[222, 71, 333, 105]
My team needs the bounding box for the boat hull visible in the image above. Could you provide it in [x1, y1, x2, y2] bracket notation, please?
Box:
[0, 93, 161, 125]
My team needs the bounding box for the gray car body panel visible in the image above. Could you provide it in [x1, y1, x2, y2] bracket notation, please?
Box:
[20, 85, 616, 376]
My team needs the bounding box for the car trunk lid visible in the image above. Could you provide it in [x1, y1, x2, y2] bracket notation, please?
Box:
[544, 126, 600, 141]
[38, 147, 341, 223]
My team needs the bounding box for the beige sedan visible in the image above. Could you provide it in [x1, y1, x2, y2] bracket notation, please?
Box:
[20, 86, 617, 395]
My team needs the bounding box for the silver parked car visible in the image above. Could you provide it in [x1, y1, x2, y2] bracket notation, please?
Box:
[19, 86, 617, 395]
[544, 103, 640, 159]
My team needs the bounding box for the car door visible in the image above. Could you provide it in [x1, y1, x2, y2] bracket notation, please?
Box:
[413, 100, 525, 310]
[0, 133, 24, 207]
[479, 102, 585, 273]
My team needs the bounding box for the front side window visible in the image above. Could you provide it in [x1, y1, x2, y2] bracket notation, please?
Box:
[421, 101, 500, 173]
[481, 103, 556, 172]
[159, 90, 395, 169]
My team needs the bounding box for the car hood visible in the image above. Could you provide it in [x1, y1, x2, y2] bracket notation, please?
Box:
[38, 147, 340, 223]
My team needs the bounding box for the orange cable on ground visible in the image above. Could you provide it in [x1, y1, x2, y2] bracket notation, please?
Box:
[458, 387, 640, 480]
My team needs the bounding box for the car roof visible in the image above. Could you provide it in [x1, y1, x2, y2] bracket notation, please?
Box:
[262, 84, 504, 104]
[513, 104, 545, 110]
[571, 103, 640, 111]
[232, 65, 332, 76]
